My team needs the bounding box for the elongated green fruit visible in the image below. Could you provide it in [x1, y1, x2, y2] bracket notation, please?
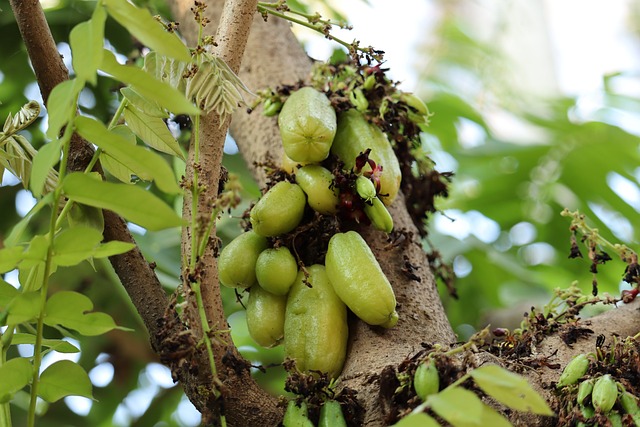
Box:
[325, 231, 398, 327]
[557, 354, 589, 388]
[364, 197, 393, 233]
[318, 400, 347, 427]
[278, 87, 337, 163]
[218, 231, 267, 288]
[576, 379, 594, 405]
[592, 374, 618, 413]
[255, 247, 298, 296]
[284, 265, 348, 379]
[246, 285, 286, 348]
[356, 175, 376, 203]
[620, 391, 640, 416]
[283, 400, 314, 427]
[295, 165, 339, 215]
[250, 181, 306, 237]
[414, 359, 439, 400]
[331, 109, 401, 205]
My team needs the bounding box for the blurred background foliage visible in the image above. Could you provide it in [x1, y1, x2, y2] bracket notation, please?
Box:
[1, 0, 639, 425]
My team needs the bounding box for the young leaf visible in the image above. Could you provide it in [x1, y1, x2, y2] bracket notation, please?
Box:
[30, 139, 62, 198]
[0, 357, 32, 403]
[391, 413, 440, 427]
[75, 115, 180, 194]
[100, 124, 135, 183]
[38, 360, 93, 402]
[143, 51, 186, 92]
[44, 291, 118, 336]
[427, 386, 484, 427]
[92, 241, 136, 258]
[0, 246, 25, 273]
[46, 78, 83, 140]
[0, 278, 19, 309]
[100, 50, 199, 115]
[102, 0, 190, 62]
[69, 5, 106, 85]
[6, 292, 41, 324]
[124, 106, 185, 159]
[68, 202, 105, 232]
[470, 365, 554, 416]
[20, 235, 49, 270]
[11, 333, 80, 353]
[120, 87, 167, 118]
[62, 173, 183, 231]
[52, 226, 103, 267]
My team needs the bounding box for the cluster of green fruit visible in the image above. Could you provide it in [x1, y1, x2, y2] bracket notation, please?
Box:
[283, 400, 347, 427]
[557, 354, 640, 425]
[218, 86, 403, 379]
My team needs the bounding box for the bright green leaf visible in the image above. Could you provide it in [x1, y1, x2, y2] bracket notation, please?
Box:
[44, 291, 118, 336]
[38, 360, 93, 402]
[18, 263, 47, 293]
[100, 50, 198, 115]
[20, 235, 49, 270]
[124, 106, 184, 159]
[11, 333, 80, 353]
[30, 139, 61, 198]
[62, 173, 183, 231]
[391, 413, 440, 427]
[69, 5, 106, 85]
[0, 358, 32, 403]
[75, 115, 180, 194]
[120, 87, 167, 118]
[102, 0, 190, 62]
[52, 226, 103, 267]
[427, 386, 484, 427]
[92, 241, 135, 258]
[470, 365, 554, 416]
[100, 125, 135, 183]
[68, 202, 105, 232]
[6, 292, 40, 324]
[0, 246, 25, 273]
[0, 279, 19, 310]
[46, 79, 83, 140]
[479, 401, 515, 426]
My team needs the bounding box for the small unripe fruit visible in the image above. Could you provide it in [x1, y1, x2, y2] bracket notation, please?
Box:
[557, 354, 589, 388]
[592, 374, 618, 413]
[318, 400, 347, 427]
[250, 181, 306, 237]
[363, 197, 394, 233]
[576, 379, 594, 405]
[620, 391, 640, 416]
[414, 359, 439, 400]
[246, 285, 286, 348]
[255, 247, 298, 296]
[356, 175, 376, 203]
[283, 400, 314, 427]
[295, 165, 339, 215]
[218, 231, 267, 288]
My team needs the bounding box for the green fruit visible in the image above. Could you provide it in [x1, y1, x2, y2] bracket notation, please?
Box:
[325, 231, 398, 327]
[218, 231, 268, 288]
[557, 354, 589, 388]
[281, 152, 308, 175]
[356, 175, 376, 203]
[255, 247, 298, 296]
[295, 165, 339, 215]
[363, 197, 394, 233]
[576, 379, 594, 405]
[414, 359, 439, 400]
[592, 374, 618, 413]
[318, 400, 347, 427]
[620, 391, 640, 416]
[246, 285, 286, 348]
[331, 109, 401, 205]
[284, 265, 348, 379]
[278, 87, 337, 163]
[283, 400, 314, 427]
[250, 181, 306, 237]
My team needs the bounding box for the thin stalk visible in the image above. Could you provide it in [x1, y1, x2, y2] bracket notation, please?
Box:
[189, 113, 201, 271]
[0, 325, 15, 427]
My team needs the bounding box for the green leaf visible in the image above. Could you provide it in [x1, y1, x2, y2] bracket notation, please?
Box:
[478, 401, 515, 426]
[5, 194, 52, 247]
[69, 5, 106, 85]
[143, 51, 186, 92]
[75, 115, 180, 194]
[92, 241, 136, 258]
[6, 292, 41, 324]
[100, 50, 198, 115]
[68, 202, 105, 232]
[124, 106, 184, 159]
[38, 360, 93, 402]
[44, 291, 118, 336]
[391, 413, 440, 427]
[470, 365, 554, 415]
[20, 235, 49, 270]
[100, 125, 135, 183]
[0, 246, 25, 273]
[0, 279, 19, 310]
[46, 78, 83, 140]
[11, 333, 80, 353]
[52, 226, 103, 267]
[102, 0, 190, 62]
[62, 173, 183, 231]
[120, 87, 167, 118]
[0, 358, 32, 403]
[427, 386, 484, 427]
[30, 139, 61, 198]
